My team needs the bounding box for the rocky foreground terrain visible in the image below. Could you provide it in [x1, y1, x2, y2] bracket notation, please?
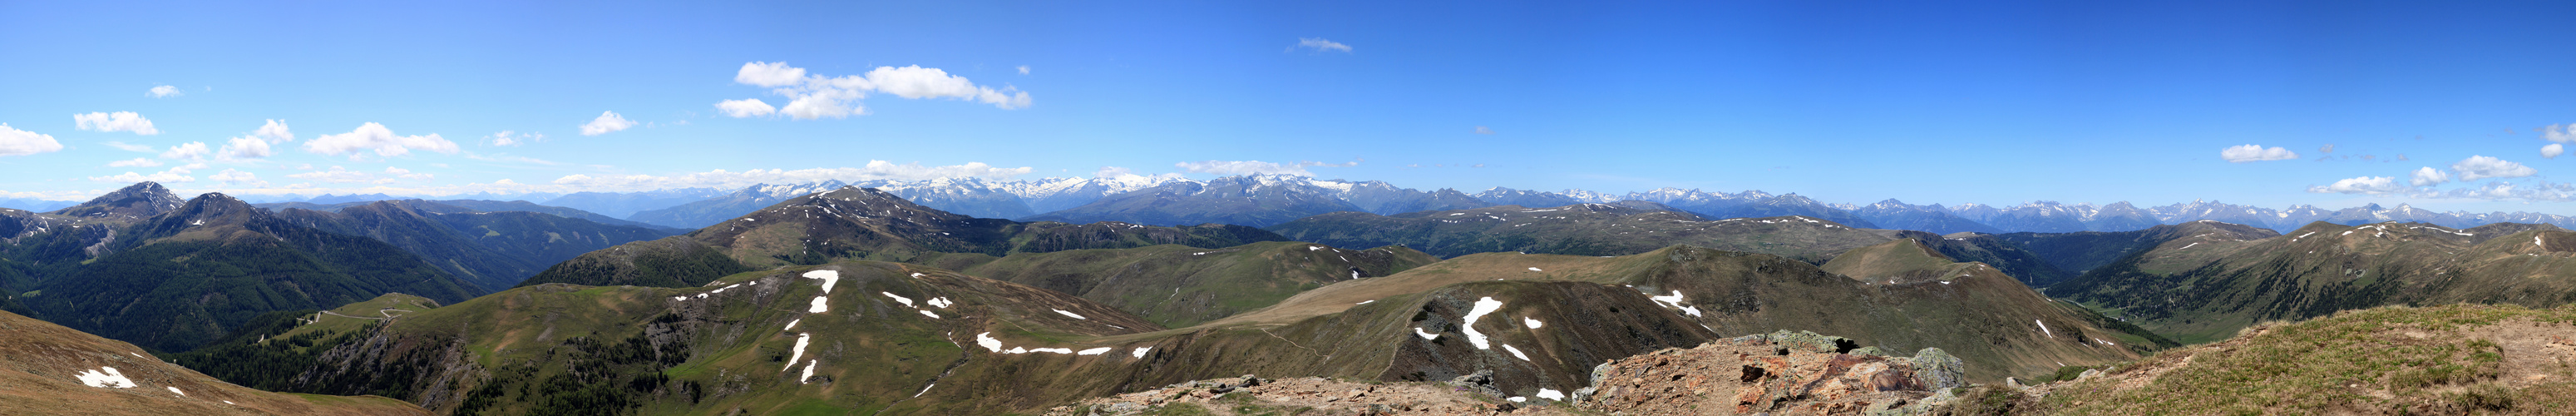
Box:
[1050, 330, 1967, 415]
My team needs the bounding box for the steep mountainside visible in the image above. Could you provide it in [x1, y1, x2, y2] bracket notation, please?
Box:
[1265, 204, 1891, 262]
[0, 310, 430, 416]
[523, 186, 1289, 288]
[2047, 220, 2576, 344]
[19, 193, 482, 352]
[930, 241, 1439, 327]
[269, 200, 674, 291]
[1024, 174, 1365, 227]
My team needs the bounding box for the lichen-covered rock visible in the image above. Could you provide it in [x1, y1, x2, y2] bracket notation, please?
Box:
[1573, 332, 1958, 415]
[1910, 347, 1966, 390]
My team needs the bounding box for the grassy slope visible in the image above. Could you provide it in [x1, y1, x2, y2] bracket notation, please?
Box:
[1188, 245, 2150, 383]
[1266, 204, 1893, 261]
[2051, 222, 2576, 344]
[2035, 304, 2576, 415]
[0, 310, 430, 416]
[951, 241, 1439, 327]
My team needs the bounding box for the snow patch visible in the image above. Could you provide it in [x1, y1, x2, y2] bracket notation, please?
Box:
[1414, 327, 1441, 340]
[1077, 347, 1113, 355]
[672, 296, 688, 302]
[1524, 317, 1543, 329]
[1508, 397, 1527, 403]
[76, 367, 133, 388]
[1503, 344, 1531, 361]
[1536, 389, 1565, 401]
[976, 332, 1004, 352]
[1356, 300, 1374, 305]
[782, 318, 800, 331]
[798, 359, 817, 384]
[927, 297, 953, 308]
[1527, 267, 1542, 271]
[168, 386, 184, 396]
[914, 383, 936, 398]
[1309, 245, 1323, 251]
[1463, 297, 1504, 349]
[2036, 319, 2052, 338]
[882, 292, 915, 308]
[803, 270, 841, 293]
[808, 295, 831, 313]
[784, 334, 812, 370]
[1054, 309, 1088, 319]
[920, 310, 941, 319]
[1132, 347, 1153, 358]
[1647, 290, 1700, 316]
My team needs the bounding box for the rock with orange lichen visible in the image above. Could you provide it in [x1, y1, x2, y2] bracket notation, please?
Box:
[1572, 330, 1962, 415]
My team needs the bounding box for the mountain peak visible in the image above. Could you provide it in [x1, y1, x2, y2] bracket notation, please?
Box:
[51, 181, 186, 220]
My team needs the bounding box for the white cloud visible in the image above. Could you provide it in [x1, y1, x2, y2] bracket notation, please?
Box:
[108, 157, 160, 167]
[253, 119, 293, 142]
[2451, 156, 2536, 181]
[385, 166, 433, 181]
[464, 152, 563, 166]
[721, 62, 1032, 120]
[160, 141, 210, 161]
[218, 136, 274, 160]
[89, 166, 198, 183]
[734, 62, 808, 87]
[486, 131, 543, 146]
[2317, 144, 2336, 154]
[1294, 37, 1353, 53]
[72, 111, 160, 135]
[1173, 160, 1360, 176]
[148, 85, 180, 98]
[716, 99, 777, 118]
[2545, 123, 2576, 143]
[1473, 126, 1495, 135]
[2306, 176, 2406, 194]
[2409, 166, 2450, 186]
[210, 169, 265, 187]
[2218, 144, 2299, 162]
[0, 123, 65, 156]
[287, 166, 375, 183]
[1017, 65, 1030, 75]
[549, 161, 1033, 191]
[580, 111, 637, 136]
[303, 122, 460, 160]
[104, 141, 154, 152]
[2546, 143, 2564, 159]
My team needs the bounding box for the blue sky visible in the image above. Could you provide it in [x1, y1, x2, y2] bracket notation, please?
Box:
[4, 1, 2575, 213]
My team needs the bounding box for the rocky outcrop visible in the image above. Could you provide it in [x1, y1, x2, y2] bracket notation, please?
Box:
[1572, 330, 1964, 415]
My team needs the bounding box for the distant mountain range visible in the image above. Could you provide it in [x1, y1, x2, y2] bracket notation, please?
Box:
[481, 174, 2576, 235]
